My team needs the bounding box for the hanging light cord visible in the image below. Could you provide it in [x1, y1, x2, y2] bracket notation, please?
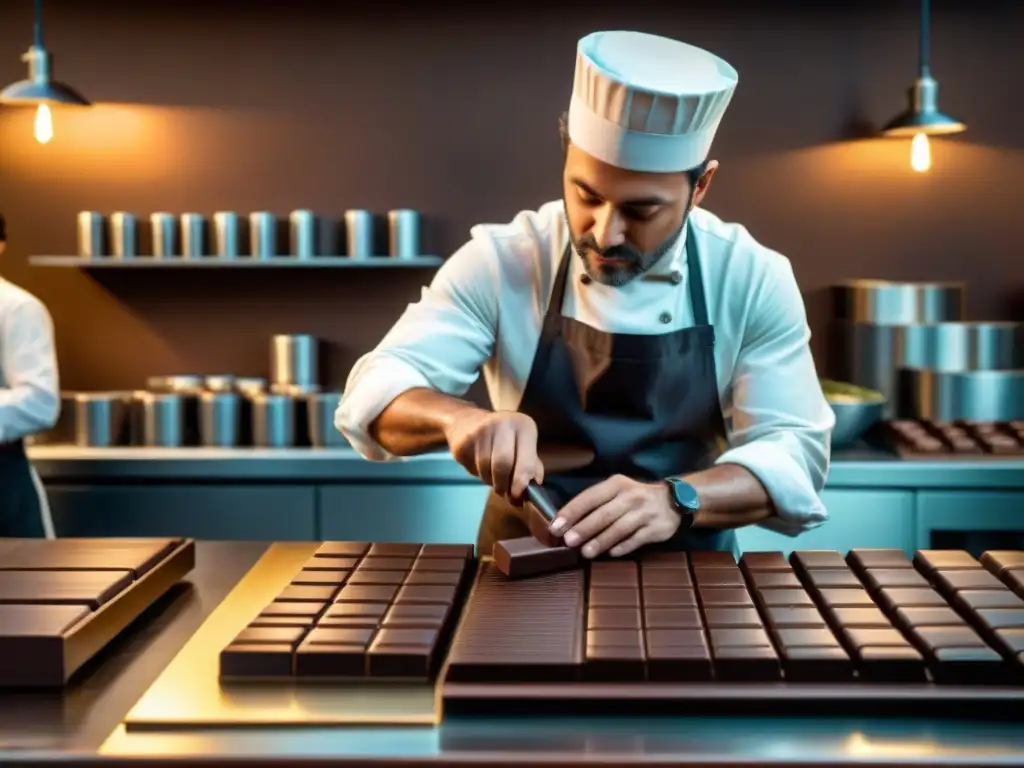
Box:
[33, 0, 44, 48]
[918, 0, 931, 77]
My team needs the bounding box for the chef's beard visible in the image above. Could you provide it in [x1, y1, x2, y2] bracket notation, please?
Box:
[566, 206, 686, 288]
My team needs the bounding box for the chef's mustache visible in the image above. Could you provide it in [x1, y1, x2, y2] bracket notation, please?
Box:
[575, 235, 644, 263]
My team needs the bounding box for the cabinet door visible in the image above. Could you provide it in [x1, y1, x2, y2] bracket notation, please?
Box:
[46, 485, 317, 540]
[736, 490, 915, 556]
[916, 491, 1024, 552]
[318, 484, 491, 543]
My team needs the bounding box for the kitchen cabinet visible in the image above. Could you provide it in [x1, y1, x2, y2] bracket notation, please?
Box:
[736, 490, 916, 555]
[47, 485, 317, 540]
[319, 484, 491, 544]
[915, 491, 1024, 553]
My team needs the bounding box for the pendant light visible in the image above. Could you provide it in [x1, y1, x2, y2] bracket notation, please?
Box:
[0, 0, 90, 145]
[880, 0, 965, 173]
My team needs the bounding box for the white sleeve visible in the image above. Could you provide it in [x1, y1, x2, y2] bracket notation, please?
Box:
[0, 298, 61, 444]
[336, 235, 500, 461]
[714, 258, 835, 536]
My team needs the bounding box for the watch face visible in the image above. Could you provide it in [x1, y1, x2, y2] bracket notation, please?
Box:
[670, 479, 700, 511]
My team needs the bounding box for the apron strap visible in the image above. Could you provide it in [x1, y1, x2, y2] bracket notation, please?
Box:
[683, 221, 711, 328]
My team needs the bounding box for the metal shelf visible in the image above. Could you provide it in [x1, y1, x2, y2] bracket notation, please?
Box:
[29, 255, 445, 269]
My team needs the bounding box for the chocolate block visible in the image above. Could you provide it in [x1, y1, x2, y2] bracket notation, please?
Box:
[410, 557, 467, 573]
[492, 536, 580, 579]
[954, 590, 1024, 611]
[747, 571, 802, 589]
[861, 568, 929, 591]
[587, 629, 644, 651]
[703, 607, 763, 628]
[997, 629, 1024, 653]
[804, 569, 863, 589]
[828, 606, 891, 628]
[639, 568, 690, 587]
[913, 550, 980, 572]
[817, 589, 876, 608]
[585, 645, 646, 681]
[262, 601, 326, 618]
[906, 625, 1007, 685]
[646, 645, 713, 681]
[646, 629, 707, 648]
[346, 570, 407, 586]
[980, 551, 1024, 575]
[592, 561, 640, 587]
[233, 626, 307, 646]
[277, 584, 338, 603]
[642, 551, 690, 567]
[357, 557, 415, 572]
[694, 568, 745, 587]
[698, 587, 753, 606]
[782, 646, 853, 682]
[933, 570, 1004, 593]
[878, 588, 948, 610]
[588, 607, 642, 629]
[847, 549, 912, 572]
[710, 627, 771, 648]
[251, 614, 316, 628]
[643, 607, 703, 628]
[292, 569, 350, 586]
[394, 584, 455, 604]
[0, 604, 90, 637]
[857, 646, 927, 682]
[383, 603, 450, 628]
[405, 570, 462, 586]
[895, 607, 963, 627]
[419, 544, 474, 559]
[791, 550, 847, 571]
[367, 627, 440, 678]
[0, 538, 179, 578]
[315, 542, 370, 558]
[642, 587, 693, 607]
[368, 543, 423, 557]
[713, 646, 781, 681]
[445, 564, 584, 683]
[739, 551, 792, 572]
[757, 589, 814, 607]
[335, 584, 399, 603]
[221, 643, 294, 677]
[319, 602, 387, 627]
[294, 643, 366, 676]
[688, 551, 734, 568]
[763, 606, 826, 628]
[774, 627, 841, 648]
[303, 555, 359, 571]
[0, 570, 132, 609]
[974, 609, 1024, 631]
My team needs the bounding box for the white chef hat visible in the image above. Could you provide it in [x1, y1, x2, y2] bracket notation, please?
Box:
[567, 31, 738, 173]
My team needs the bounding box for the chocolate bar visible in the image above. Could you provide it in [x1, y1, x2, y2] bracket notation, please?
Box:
[0, 538, 194, 688]
[882, 420, 1024, 458]
[492, 536, 581, 579]
[219, 540, 473, 681]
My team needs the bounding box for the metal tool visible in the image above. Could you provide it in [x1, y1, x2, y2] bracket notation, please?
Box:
[525, 482, 560, 522]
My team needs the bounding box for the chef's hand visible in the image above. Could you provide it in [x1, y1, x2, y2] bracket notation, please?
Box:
[444, 409, 544, 502]
[550, 475, 680, 558]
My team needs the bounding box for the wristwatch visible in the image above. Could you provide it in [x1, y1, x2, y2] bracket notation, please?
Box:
[664, 477, 700, 531]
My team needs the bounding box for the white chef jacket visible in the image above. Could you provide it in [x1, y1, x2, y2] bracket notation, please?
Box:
[0, 277, 60, 444]
[337, 201, 834, 537]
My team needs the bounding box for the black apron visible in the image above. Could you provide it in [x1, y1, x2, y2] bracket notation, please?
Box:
[0, 440, 45, 537]
[477, 222, 735, 556]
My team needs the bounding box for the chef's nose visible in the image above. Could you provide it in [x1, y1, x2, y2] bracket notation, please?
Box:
[591, 206, 626, 250]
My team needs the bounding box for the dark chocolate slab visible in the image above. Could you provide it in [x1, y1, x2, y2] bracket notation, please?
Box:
[688, 551, 733, 568]
[739, 552, 791, 571]
[643, 606, 703, 629]
[878, 587, 949, 609]
[861, 568, 929, 591]
[646, 645, 713, 681]
[791, 550, 847, 571]
[419, 543, 474, 559]
[804, 569, 863, 588]
[693, 568, 745, 587]
[980, 550, 1024, 575]
[847, 549, 912, 571]
[367, 543, 423, 557]
[0, 538, 179, 578]
[954, 590, 1024, 611]
[762, 606, 826, 628]
[492, 536, 580, 579]
[747, 571, 802, 589]
[588, 607, 642, 629]
[713, 645, 781, 681]
[291, 569, 350, 586]
[781, 646, 853, 681]
[914, 550, 980, 572]
[829, 606, 891, 628]
[0, 604, 90, 636]
[315, 542, 370, 558]
[639, 568, 689, 587]
[0, 570, 132, 609]
[933, 569, 1005, 593]
[703, 607, 763, 628]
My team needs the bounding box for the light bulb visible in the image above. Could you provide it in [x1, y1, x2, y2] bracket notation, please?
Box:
[910, 132, 930, 173]
[34, 103, 54, 144]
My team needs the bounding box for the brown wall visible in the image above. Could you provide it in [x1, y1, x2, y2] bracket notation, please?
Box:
[1, 0, 1021, 396]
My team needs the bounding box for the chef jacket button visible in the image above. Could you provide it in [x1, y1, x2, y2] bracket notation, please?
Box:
[659, 311, 672, 324]
[670, 270, 683, 285]
[580, 273, 592, 285]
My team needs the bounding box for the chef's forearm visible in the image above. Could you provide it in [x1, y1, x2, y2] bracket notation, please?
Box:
[680, 463, 775, 529]
[369, 387, 485, 457]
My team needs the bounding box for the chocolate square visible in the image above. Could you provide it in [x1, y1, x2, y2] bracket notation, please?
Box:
[346, 570, 407, 586]
[590, 588, 641, 607]
[587, 629, 644, 648]
[221, 643, 294, 677]
[639, 568, 690, 588]
[335, 584, 399, 603]
[878, 587, 948, 609]
[492, 536, 580, 579]
[828, 606, 891, 628]
[584, 645, 646, 681]
[703, 607, 763, 628]
[739, 552, 791, 572]
[805, 569, 863, 589]
[276, 585, 339, 603]
[713, 646, 781, 681]
[319, 602, 388, 626]
[748, 571, 801, 589]
[292, 569, 350, 586]
[642, 587, 695, 607]
[646, 645, 713, 681]
[419, 543, 474, 559]
[847, 549, 912, 571]
[862, 568, 929, 591]
[411, 557, 468, 573]
[304, 555, 360, 571]
[315, 542, 370, 558]
[934, 570, 1004, 593]
[383, 603, 450, 628]
[817, 589, 875, 608]
[404, 570, 462, 586]
[694, 568, 745, 587]
[395, 584, 457, 605]
[757, 589, 814, 607]
[645, 628, 707, 648]
[791, 550, 847, 571]
[263, 601, 326, 617]
[643, 606, 703, 629]
[913, 550, 980, 572]
[294, 643, 366, 676]
[368, 543, 423, 557]
[763, 606, 826, 628]
[357, 557, 415, 572]
[588, 607, 642, 629]
[696, 587, 753, 606]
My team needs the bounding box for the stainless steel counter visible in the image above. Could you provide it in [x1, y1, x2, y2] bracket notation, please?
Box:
[26, 445, 1024, 489]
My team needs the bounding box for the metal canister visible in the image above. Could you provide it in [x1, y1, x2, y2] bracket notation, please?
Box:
[250, 212, 276, 260]
[270, 334, 319, 388]
[204, 375, 236, 393]
[151, 212, 177, 258]
[74, 392, 131, 447]
[213, 212, 240, 259]
[109, 212, 138, 259]
[897, 368, 1024, 421]
[77, 211, 105, 258]
[289, 209, 316, 259]
[199, 391, 241, 447]
[234, 377, 267, 397]
[832, 280, 965, 324]
[387, 209, 420, 259]
[307, 391, 347, 448]
[251, 393, 295, 448]
[181, 213, 205, 259]
[138, 392, 185, 447]
[344, 209, 374, 259]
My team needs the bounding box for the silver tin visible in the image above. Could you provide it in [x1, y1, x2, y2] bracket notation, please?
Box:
[249, 212, 276, 260]
[213, 212, 240, 259]
[151, 212, 177, 258]
[77, 211, 105, 258]
[344, 209, 374, 259]
[180, 213, 205, 259]
[109, 212, 138, 259]
[387, 209, 420, 259]
[289, 209, 316, 259]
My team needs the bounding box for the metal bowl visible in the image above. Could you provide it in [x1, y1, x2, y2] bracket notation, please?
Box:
[821, 379, 887, 448]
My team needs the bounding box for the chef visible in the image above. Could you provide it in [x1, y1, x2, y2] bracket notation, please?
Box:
[337, 31, 834, 557]
[0, 212, 60, 538]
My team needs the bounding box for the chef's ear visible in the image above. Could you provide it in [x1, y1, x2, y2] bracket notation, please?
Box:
[691, 160, 719, 207]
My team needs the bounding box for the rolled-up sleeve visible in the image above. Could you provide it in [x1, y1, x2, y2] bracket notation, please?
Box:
[0, 298, 60, 444]
[715, 258, 834, 537]
[336, 236, 499, 461]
